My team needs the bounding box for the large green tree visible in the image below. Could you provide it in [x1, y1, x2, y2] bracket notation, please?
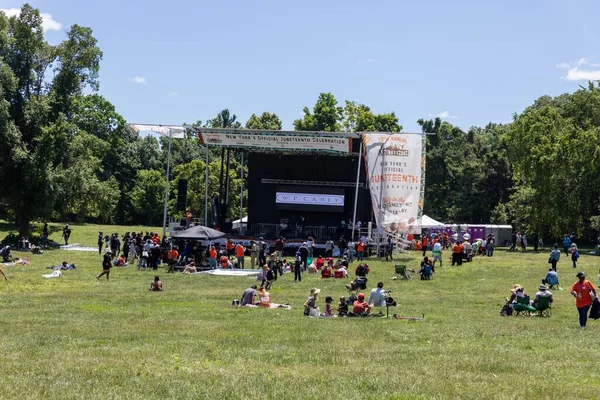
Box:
[342, 101, 402, 132]
[0, 5, 103, 235]
[504, 83, 600, 236]
[294, 93, 343, 132]
[245, 112, 282, 130]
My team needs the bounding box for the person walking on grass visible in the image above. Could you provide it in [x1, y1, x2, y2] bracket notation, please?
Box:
[97, 231, 104, 255]
[571, 245, 579, 269]
[571, 272, 597, 329]
[97, 249, 113, 281]
[549, 244, 561, 272]
[563, 234, 571, 256]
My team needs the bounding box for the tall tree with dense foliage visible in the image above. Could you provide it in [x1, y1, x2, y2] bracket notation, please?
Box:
[504, 83, 600, 236]
[342, 101, 402, 132]
[294, 93, 343, 132]
[0, 5, 103, 235]
[245, 112, 282, 130]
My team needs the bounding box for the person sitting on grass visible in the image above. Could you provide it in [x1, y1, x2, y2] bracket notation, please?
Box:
[258, 287, 271, 307]
[541, 268, 559, 288]
[323, 296, 334, 317]
[368, 282, 387, 307]
[337, 296, 348, 317]
[303, 287, 321, 316]
[183, 261, 197, 274]
[351, 293, 371, 316]
[419, 257, 434, 280]
[533, 285, 553, 308]
[241, 284, 258, 306]
[150, 276, 163, 291]
[315, 255, 325, 270]
[355, 263, 369, 277]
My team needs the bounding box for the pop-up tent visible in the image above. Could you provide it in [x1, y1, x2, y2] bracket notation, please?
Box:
[417, 215, 445, 229]
[171, 225, 226, 241]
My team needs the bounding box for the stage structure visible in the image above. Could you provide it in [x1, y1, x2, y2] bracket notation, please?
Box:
[128, 123, 429, 243]
[189, 127, 428, 241]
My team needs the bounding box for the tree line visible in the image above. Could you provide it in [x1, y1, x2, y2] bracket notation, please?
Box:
[1, 4, 600, 241]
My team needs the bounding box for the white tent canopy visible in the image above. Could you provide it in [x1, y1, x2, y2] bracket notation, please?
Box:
[232, 216, 248, 229]
[418, 215, 445, 228]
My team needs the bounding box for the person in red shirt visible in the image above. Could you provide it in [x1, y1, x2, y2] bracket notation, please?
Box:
[571, 272, 597, 328]
[452, 242, 461, 266]
[352, 293, 371, 316]
[186, 209, 192, 228]
[422, 235, 429, 257]
[235, 243, 246, 269]
[442, 232, 449, 250]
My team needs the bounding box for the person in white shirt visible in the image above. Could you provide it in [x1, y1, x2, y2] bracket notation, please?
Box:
[368, 281, 387, 307]
[325, 238, 334, 257]
[432, 241, 443, 268]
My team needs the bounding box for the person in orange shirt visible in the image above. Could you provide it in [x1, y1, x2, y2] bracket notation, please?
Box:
[208, 245, 217, 269]
[571, 272, 597, 328]
[422, 235, 429, 257]
[452, 242, 462, 266]
[167, 247, 179, 273]
[235, 243, 246, 269]
[226, 239, 235, 257]
[152, 234, 161, 244]
[357, 240, 366, 261]
[220, 255, 230, 269]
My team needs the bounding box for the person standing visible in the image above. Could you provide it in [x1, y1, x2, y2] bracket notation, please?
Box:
[257, 237, 267, 266]
[563, 234, 571, 256]
[97, 232, 104, 255]
[294, 251, 302, 282]
[385, 237, 394, 262]
[325, 238, 334, 257]
[235, 243, 246, 269]
[306, 236, 315, 258]
[532, 232, 539, 252]
[274, 236, 284, 258]
[298, 243, 309, 270]
[97, 249, 113, 280]
[549, 244, 561, 272]
[42, 223, 49, 248]
[208, 245, 217, 269]
[571, 272, 597, 329]
[432, 240, 443, 268]
[356, 240, 365, 262]
[62, 224, 71, 246]
[510, 231, 517, 252]
[571, 245, 579, 269]
[487, 235, 495, 257]
[421, 234, 429, 257]
[250, 241, 259, 269]
[186, 209, 192, 228]
[167, 247, 179, 273]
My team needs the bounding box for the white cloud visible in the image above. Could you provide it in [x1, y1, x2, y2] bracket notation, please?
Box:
[429, 111, 458, 120]
[576, 57, 589, 66]
[1, 8, 62, 32]
[565, 67, 600, 81]
[356, 58, 375, 64]
[131, 76, 147, 84]
[556, 62, 570, 69]
[168, 92, 179, 97]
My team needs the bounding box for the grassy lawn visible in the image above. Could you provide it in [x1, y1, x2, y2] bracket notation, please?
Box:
[1, 221, 600, 399]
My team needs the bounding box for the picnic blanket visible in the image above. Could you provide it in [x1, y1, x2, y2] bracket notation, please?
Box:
[243, 303, 292, 310]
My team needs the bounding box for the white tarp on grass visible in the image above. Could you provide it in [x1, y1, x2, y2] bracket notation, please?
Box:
[196, 269, 261, 277]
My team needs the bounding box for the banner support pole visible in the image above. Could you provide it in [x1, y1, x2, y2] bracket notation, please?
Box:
[205, 143, 209, 226]
[351, 137, 363, 241]
[162, 128, 173, 239]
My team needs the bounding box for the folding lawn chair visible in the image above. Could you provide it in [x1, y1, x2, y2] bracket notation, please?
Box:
[534, 296, 551, 317]
[513, 296, 535, 316]
[394, 264, 411, 280]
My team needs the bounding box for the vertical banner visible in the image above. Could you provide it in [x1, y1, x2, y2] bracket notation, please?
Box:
[362, 133, 425, 234]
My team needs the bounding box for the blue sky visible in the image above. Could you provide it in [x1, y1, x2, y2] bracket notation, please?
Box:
[2, 0, 599, 132]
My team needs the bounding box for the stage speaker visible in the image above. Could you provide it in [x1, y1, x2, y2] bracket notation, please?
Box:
[176, 179, 188, 211]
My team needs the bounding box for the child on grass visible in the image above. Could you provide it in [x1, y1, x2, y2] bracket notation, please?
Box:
[337, 296, 348, 317]
[323, 296, 334, 317]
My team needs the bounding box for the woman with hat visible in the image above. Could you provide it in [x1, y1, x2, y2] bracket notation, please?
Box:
[508, 284, 528, 305]
[571, 272, 597, 328]
[304, 288, 321, 316]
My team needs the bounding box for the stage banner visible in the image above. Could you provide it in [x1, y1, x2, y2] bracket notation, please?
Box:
[197, 131, 351, 154]
[362, 133, 425, 234]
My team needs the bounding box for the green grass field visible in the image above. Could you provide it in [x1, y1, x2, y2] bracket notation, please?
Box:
[1, 221, 600, 400]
